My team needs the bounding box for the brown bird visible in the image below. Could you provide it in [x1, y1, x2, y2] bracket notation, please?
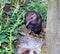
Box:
[24, 11, 42, 37]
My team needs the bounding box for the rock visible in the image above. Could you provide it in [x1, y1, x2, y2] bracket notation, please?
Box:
[14, 35, 45, 54]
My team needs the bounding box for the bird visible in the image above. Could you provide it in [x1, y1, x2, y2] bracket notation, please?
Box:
[24, 11, 42, 37]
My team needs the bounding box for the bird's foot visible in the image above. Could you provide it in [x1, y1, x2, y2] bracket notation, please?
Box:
[27, 30, 31, 36]
[34, 34, 39, 38]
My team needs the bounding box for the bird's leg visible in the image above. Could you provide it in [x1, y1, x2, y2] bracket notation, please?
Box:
[27, 30, 31, 36]
[42, 28, 46, 33]
[35, 34, 39, 37]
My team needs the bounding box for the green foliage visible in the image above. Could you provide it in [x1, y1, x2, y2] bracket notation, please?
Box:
[0, 0, 48, 54]
[19, 32, 26, 36]
[0, 0, 11, 4]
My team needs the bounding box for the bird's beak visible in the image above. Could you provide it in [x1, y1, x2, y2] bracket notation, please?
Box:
[26, 20, 31, 26]
[26, 14, 36, 26]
